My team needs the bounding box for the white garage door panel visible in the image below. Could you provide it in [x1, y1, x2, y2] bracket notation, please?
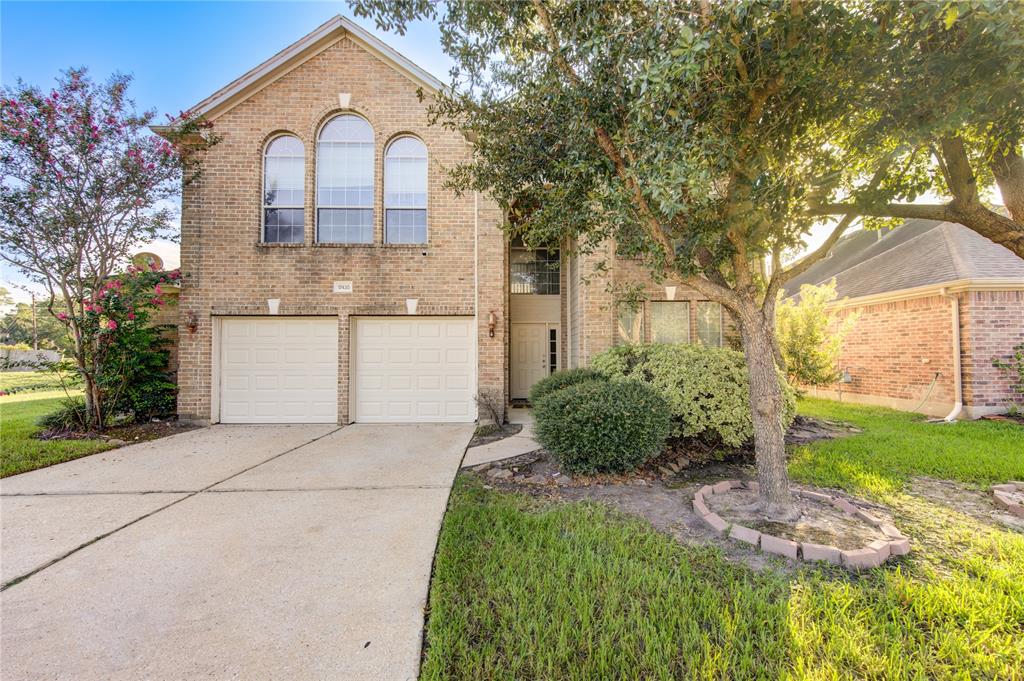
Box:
[220, 318, 338, 424]
[354, 317, 476, 423]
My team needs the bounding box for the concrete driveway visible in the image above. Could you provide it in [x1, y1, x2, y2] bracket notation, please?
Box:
[0, 423, 473, 680]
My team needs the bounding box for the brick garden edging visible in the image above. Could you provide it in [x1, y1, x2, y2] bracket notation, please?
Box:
[693, 480, 910, 570]
[992, 482, 1024, 518]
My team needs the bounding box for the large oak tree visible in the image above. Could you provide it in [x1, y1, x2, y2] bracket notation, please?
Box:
[352, 0, 1021, 519]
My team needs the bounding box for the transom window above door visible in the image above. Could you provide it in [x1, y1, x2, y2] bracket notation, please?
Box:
[263, 135, 304, 244]
[384, 136, 428, 244]
[317, 114, 374, 244]
[510, 246, 560, 294]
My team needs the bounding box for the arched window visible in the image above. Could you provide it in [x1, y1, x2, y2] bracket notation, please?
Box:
[317, 115, 374, 243]
[262, 135, 304, 243]
[384, 136, 428, 244]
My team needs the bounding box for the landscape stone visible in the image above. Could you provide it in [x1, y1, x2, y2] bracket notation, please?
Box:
[692, 496, 710, 517]
[867, 539, 891, 562]
[729, 524, 762, 547]
[832, 497, 858, 515]
[712, 480, 734, 494]
[760, 534, 799, 560]
[888, 538, 911, 556]
[525, 475, 548, 485]
[698, 484, 715, 498]
[855, 509, 883, 526]
[800, 542, 842, 565]
[486, 468, 512, 480]
[879, 523, 905, 539]
[841, 548, 883, 570]
[702, 513, 728, 535]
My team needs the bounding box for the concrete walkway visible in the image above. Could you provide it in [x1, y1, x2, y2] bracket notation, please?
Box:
[462, 408, 540, 467]
[0, 423, 473, 680]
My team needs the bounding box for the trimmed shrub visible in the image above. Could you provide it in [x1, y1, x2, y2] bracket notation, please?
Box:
[591, 343, 796, 448]
[528, 367, 607, 405]
[534, 379, 670, 475]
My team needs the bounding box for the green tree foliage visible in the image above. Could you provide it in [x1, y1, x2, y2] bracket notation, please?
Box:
[0, 298, 73, 352]
[776, 281, 858, 388]
[0, 69, 214, 428]
[349, 0, 1022, 517]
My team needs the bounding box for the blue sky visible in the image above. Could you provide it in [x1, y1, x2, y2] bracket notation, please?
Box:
[0, 1, 452, 303]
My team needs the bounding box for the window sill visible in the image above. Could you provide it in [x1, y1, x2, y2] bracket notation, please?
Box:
[311, 242, 429, 250]
[256, 242, 305, 248]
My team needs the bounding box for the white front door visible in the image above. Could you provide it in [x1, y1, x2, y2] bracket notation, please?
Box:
[511, 323, 558, 400]
[352, 317, 476, 423]
[219, 317, 338, 423]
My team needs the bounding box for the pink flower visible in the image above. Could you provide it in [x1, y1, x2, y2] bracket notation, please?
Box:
[56, 312, 68, 320]
[107, 319, 118, 330]
[154, 284, 163, 295]
[126, 312, 136, 320]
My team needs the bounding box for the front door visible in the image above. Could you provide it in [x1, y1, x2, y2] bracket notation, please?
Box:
[511, 323, 558, 400]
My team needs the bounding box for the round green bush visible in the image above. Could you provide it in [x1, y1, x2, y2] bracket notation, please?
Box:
[527, 367, 607, 405]
[591, 343, 796, 448]
[534, 379, 670, 475]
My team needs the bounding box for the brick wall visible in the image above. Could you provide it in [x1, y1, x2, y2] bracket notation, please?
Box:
[962, 290, 1024, 412]
[177, 35, 505, 424]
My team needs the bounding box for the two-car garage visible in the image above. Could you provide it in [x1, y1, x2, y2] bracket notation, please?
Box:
[217, 316, 476, 424]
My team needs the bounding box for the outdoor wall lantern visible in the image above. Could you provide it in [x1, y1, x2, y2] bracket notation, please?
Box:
[185, 310, 198, 334]
[488, 310, 497, 338]
[840, 368, 853, 384]
[665, 285, 677, 301]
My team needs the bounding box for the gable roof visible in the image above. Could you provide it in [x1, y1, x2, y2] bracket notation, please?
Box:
[783, 220, 1024, 300]
[180, 15, 445, 123]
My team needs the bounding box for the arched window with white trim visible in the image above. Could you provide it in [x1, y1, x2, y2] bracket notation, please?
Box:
[317, 114, 374, 243]
[262, 135, 304, 243]
[384, 136, 428, 244]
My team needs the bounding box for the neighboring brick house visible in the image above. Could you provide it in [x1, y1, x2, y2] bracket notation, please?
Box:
[783, 219, 1024, 418]
[158, 16, 732, 426]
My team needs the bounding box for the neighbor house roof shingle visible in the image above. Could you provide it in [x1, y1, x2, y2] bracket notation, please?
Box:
[782, 220, 1024, 300]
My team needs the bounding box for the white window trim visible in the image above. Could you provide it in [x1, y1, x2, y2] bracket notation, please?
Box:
[262, 133, 305, 243]
[315, 113, 376, 244]
[383, 135, 429, 245]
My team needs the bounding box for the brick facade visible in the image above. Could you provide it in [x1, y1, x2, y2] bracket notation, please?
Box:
[808, 289, 1024, 417]
[175, 35, 505, 424]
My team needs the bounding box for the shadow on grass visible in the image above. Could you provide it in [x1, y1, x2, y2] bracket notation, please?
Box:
[421, 477, 1024, 680]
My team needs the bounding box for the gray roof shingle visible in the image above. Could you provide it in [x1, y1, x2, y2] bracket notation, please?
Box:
[782, 220, 1024, 300]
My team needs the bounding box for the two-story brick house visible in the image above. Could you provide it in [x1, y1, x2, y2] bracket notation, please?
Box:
[163, 16, 732, 426]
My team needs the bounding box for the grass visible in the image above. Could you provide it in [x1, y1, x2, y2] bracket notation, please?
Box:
[0, 370, 78, 394]
[0, 389, 114, 477]
[422, 399, 1024, 680]
[791, 397, 1024, 496]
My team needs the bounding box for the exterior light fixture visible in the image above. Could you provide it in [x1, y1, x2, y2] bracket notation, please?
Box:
[267, 298, 280, 315]
[665, 285, 677, 301]
[185, 310, 198, 334]
[840, 368, 853, 384]
[488, 310, 497, 338]
[406, 298, 419, 315]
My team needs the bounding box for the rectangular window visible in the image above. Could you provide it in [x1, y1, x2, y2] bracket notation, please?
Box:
[317, 140, 374, 243]
[697, 301, 723, 346]
[549, 327, 558, 373]
[616, 306, 643, 344]
[510, 249, 560, 294]
[385, 209, 427, 244]
[263, 208, 304, 244]
[651, 301, 690, 344]
[317, 208, 373, 244]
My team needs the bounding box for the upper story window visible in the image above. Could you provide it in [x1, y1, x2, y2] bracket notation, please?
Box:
[317, 115, 374, 243]
[510, 246, 560, 294]
[263, 135, 305, 243]
[384, 136, 428, 244]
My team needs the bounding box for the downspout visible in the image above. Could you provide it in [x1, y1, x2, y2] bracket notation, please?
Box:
[940, 287, 963, 422]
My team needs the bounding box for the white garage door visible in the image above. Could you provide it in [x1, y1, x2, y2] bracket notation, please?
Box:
[353, 317, 476, 423]
[219, 317, 338, 423]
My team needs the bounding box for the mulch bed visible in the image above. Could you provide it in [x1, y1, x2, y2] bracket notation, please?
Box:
[468, 423, 524, 448]
[36, 418, 199, 445]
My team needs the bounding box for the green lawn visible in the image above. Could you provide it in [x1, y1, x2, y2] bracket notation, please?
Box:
[0, 390, 114, 477]
[422, 399, 1024, 680]
[0, 370, 78, 394]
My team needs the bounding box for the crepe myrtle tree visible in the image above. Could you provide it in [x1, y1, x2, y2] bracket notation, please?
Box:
[808, 1, 1024, 257]
[0, 68, 217, 429]
[350, 0, 913, 519]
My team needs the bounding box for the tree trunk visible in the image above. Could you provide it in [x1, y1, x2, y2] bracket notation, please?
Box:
[991, 142, 1024, 224]
[737, 303, 799, 521]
